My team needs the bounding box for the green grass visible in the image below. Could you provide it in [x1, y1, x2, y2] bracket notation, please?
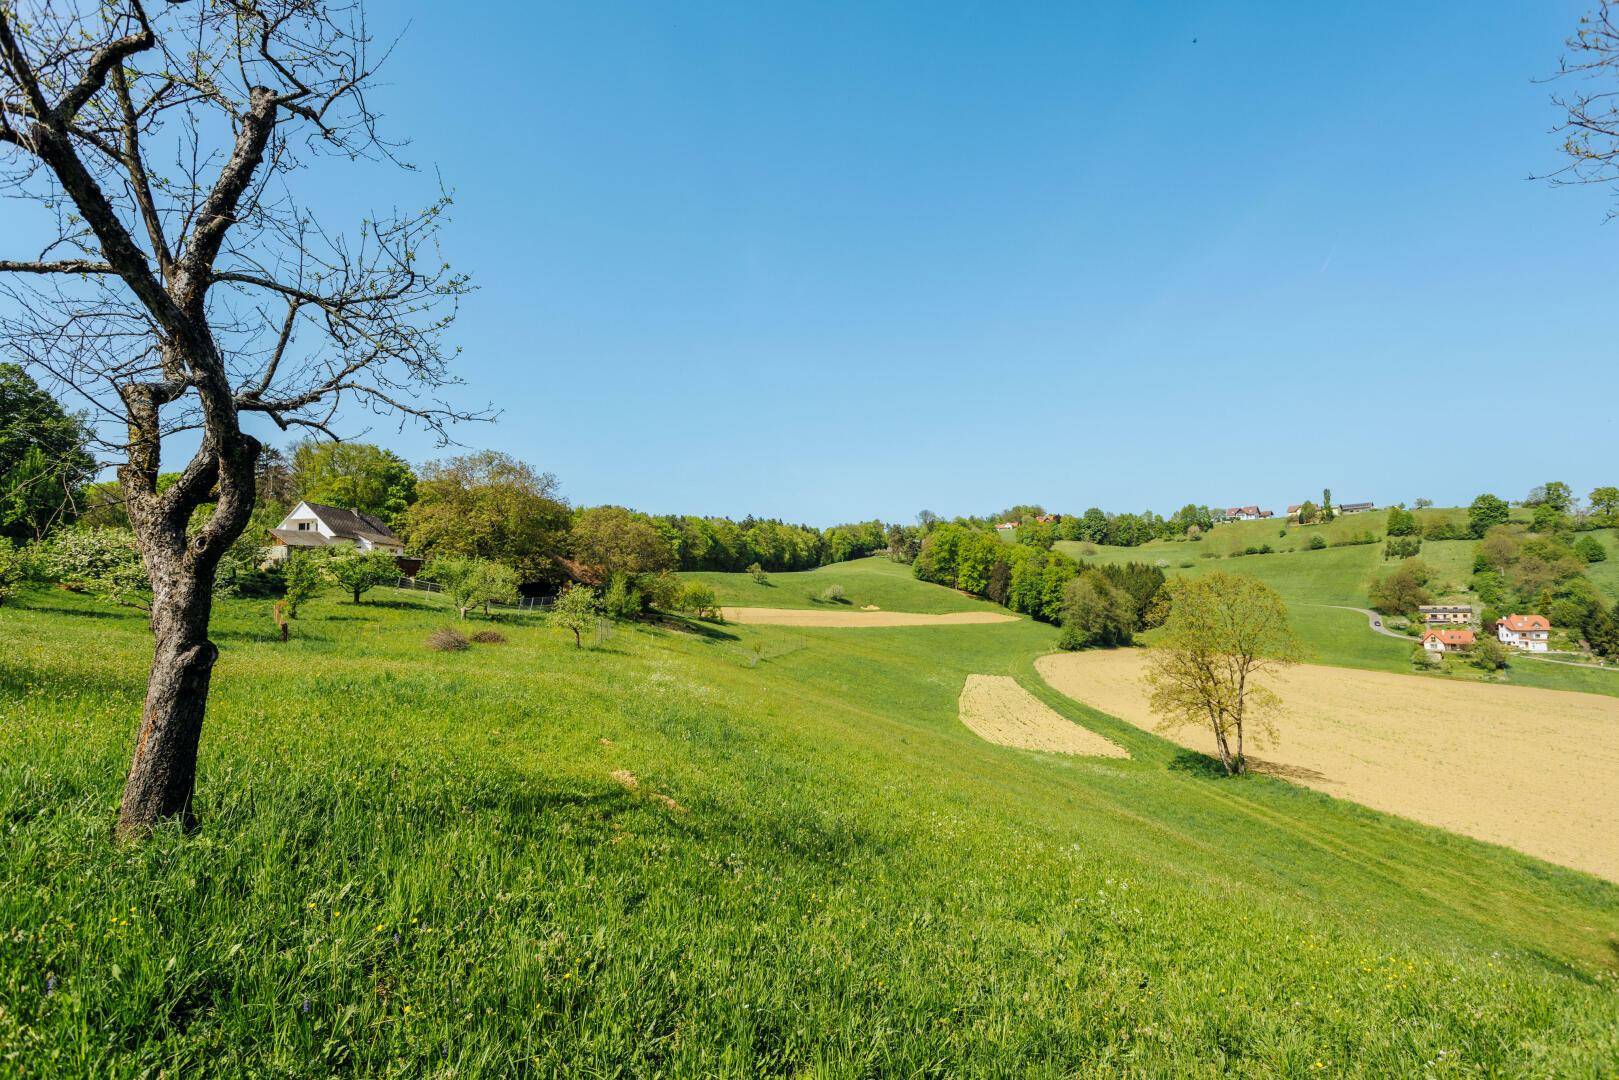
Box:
[2, 582, 1618, 1074]
[680, 555, 1004, 614]
[1058, 521, 1619, 697]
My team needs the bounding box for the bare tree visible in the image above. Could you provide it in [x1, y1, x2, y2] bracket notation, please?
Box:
[1545, 0, 1619, 215]
[0, 0, 479, 838]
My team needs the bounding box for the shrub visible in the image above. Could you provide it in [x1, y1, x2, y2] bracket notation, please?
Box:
[1574, 535, 1607, 564]
[677, 581, 722, 620]
[748, 562, 768, 584]
[469, 629, 507, 644]
[1384, 536, 1422, 560]
[427, 628, 469, 651]
[1258, 543, 1274, 555]
[1468, 636, 1510, 671]
[819, 583, 846, 603]
[1308, 535, 1327, 550]
[0, 538, 24, 606]
[602, 572, 642, 620]
[1369, 559, 1433, 616]
[281, 550, 325, 617]
[39, 527, 149, 608]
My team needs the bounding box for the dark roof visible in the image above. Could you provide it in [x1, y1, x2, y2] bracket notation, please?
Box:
[303, 502, 401, 544]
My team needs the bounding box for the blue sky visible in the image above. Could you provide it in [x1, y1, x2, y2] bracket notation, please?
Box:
[10, 2, 1619, 524]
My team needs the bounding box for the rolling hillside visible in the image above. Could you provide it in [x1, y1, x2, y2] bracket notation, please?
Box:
[2, 573, 1618, 1073]
[1055, 512, 1619, 695]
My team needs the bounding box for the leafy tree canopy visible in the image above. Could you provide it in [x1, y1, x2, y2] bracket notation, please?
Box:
[290, 440, 417, 530]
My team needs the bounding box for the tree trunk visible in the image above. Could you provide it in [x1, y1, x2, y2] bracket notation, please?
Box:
[115, 571, 217, 838]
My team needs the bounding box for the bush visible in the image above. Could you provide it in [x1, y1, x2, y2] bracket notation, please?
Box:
[38, 527, 149, 608]
[602, 572, 643, 620]
[748, 562, 768, 584]
[677, 581, 722, 620]
[1574, 535, 1607, 564]
[427, 628, 469, 651]
[1369, 559, 1433, 616]
[1384, 536, 1422, 560]
[818, 583, 847, 603]
[0, 538, 25, 605]
[1468, 636, 1510, 671]
[469, 629, 507, 644]
[1309, 535, 1327, 550]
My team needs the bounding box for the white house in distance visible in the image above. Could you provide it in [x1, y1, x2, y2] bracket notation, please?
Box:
[1496, 613, 1551, 653]
[1422, 628, 1475, 654]
[267, 501, 405, 563]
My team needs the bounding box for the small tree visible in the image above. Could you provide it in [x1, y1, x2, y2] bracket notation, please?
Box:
[1308, 534, 1327, 550]
[281, 551, 325, 618]
[748, 562, 768, 584]
[1057, 571, 1136, 650]
[325, 548, 399, 604]
[1369, 559, 1433, 616]
[1321, 489, 1335, 522]
[679, 581, 722, 620]
[426, 555, 515, 619]
[1575, 534, 1608, 563]
[1386, 507, 1418, 537]
[1468, 494, 1511, 538]
[1468, 636, 1510, 672]
[551, 583, 600, 648]
[1145, 573, 1304, 775]
[602, 572, 642, 619]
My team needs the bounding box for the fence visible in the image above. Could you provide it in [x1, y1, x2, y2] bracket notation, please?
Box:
[391, 576, 553, 612]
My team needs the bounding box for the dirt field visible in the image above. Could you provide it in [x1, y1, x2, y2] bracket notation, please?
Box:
[722, 607, 1018, 628]
[1036, 650, 1619, 882]
[957, 675, 1130, 758]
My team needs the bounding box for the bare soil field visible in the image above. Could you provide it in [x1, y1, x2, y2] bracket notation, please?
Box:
[722, 607, 1018, 628]
[1037, 650, 1619, 882]
[958, 675, 1130, 758]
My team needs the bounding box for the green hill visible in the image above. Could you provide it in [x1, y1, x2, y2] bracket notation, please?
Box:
[680, 556, 1002, 614]
[2, 578, 1617, 1073]
[1055, 512, 1619, 696]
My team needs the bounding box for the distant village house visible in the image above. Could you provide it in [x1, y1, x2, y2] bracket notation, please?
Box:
[1421, 628, 1475, 653]
[1419, 604, 1473, 625]
[268, 501, 406, 563]
[1496, 614, 1550, 653]
[1225, 506, 1272, 521]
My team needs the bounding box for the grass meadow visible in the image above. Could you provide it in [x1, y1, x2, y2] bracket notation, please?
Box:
[2, 572, 1618, 1074]
[1057, 520, 1619, 698]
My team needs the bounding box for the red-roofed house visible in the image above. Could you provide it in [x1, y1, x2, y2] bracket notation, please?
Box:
[1497, 614, 1550, 652]
[1421, 628, 1475, 654]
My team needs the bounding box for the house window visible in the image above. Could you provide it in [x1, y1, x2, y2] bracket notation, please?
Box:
[297, 522, 312, 531]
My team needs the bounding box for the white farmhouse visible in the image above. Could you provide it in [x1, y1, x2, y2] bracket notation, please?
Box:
[266, 501, 405, 562]
[1496, 613, 1550, 653]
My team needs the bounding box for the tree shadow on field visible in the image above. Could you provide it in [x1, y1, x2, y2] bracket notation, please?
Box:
[1166, 748, 1332, 785]
[643, 615, 739, 643]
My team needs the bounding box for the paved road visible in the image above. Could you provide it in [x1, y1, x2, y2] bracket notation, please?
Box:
[1324, 605, 1408, 639]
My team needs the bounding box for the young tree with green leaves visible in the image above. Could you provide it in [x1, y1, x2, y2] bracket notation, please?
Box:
[280, 552, 325, 619]
[1589, 486, 1619, 525]
[1057, 571, 1136, 650]
[0, 536, 25, 604]
[1468, 494, 1511, 538]
[325, 548, 399, 603]
[1144, 573, 1305, 776]
[1321, 489, 1335, 522]
[550, 583, 601, 648]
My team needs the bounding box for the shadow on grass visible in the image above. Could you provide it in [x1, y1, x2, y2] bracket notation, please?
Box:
[643, 615, 739, 642]
[1166, 749, 1236, 779]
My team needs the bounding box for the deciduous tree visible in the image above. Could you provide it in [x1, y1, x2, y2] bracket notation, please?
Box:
[1145, 573, 1304, 775]
[0, 0, 476, 837]
[324, 548, 398, 604]
[407, 453, 567, 579]
[290, 440, 417, 529]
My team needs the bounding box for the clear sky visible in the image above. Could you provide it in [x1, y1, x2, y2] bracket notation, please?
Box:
[12, 2, 1619, 524]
